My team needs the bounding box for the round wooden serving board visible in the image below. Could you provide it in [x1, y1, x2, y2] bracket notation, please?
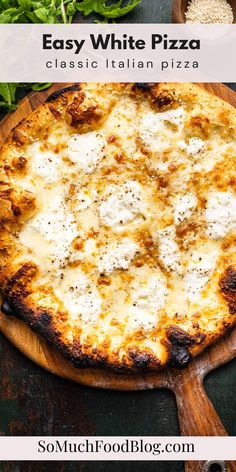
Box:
[0, 83, 236, 472]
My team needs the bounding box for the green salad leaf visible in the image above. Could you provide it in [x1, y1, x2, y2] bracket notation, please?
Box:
[77, 0, 141, 19]
[0, 0, 141, 23]
[0, 83, 19, 110]
[0, 83, 52, 111]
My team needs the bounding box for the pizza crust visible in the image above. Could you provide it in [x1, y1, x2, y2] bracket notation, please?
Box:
[0, 82, 235, 372]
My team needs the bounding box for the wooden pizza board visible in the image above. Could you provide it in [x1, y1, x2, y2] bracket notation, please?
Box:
[0, 83, 236, 472]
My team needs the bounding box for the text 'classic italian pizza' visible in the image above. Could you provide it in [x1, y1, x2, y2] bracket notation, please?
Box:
[0, 83, 235, 371]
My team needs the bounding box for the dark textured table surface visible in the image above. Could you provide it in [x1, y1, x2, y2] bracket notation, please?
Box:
[0, 2, 236, 472]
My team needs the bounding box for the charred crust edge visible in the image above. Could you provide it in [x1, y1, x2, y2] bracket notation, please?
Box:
[2, 293, 65, 353]
[0, 295, 232, 372]
[219, 266, 236, 314]
[4, 263, 37, 297]
[135, 83, 156, 91]
[1, 293, 163, 373]
[46, 84, 81, 102]
[128, 349, 156, 369]
[1, 299, 15, 316]
[166, 326, 195, 369]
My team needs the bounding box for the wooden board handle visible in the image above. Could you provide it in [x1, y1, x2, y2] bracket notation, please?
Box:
[173, 369, 227, 436]
[172, 368, 235, 472]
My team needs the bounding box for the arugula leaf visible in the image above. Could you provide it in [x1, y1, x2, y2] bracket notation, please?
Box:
[0, 0, 141, 23]
[0, 83, 15, 107]
[0, 14, 11, 23]
[8, 83, 18, 102]
[0, 84, 10, 105]
[77, 0, 141, 19]
[0, 83, 52, 112]
[67, 1, 77, 22]
[28, 82, 52, 91]
[76, 0, 97, 16]
[18, 0, 32, 8]
[0, 101, 17, 110]
[34, 7, 49, 21]
[25, 10, 41, 21]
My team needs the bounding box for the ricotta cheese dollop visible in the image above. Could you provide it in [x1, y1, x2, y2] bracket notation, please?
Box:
[97, 239, 139, 275]
[205, 191, 236, 239]
[178, 137, 205, 156]
[174, 193, 197, 225]
[140, 108, 185, 150]
[29, 142, 60, 183]
[99, 180, 145, 229]
[66, 131, 106, 174]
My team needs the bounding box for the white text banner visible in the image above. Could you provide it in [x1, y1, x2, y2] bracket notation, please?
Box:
[0, 24, 235, 82]
[0, 436, 235, 460]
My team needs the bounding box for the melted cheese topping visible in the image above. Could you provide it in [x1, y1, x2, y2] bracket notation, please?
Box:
[10, 83, 236, 356]
[158, 226, 182, 273]
[20, 194, 78, 268]
[126, 266, 168, 331]
[55, 268, 102, 323]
